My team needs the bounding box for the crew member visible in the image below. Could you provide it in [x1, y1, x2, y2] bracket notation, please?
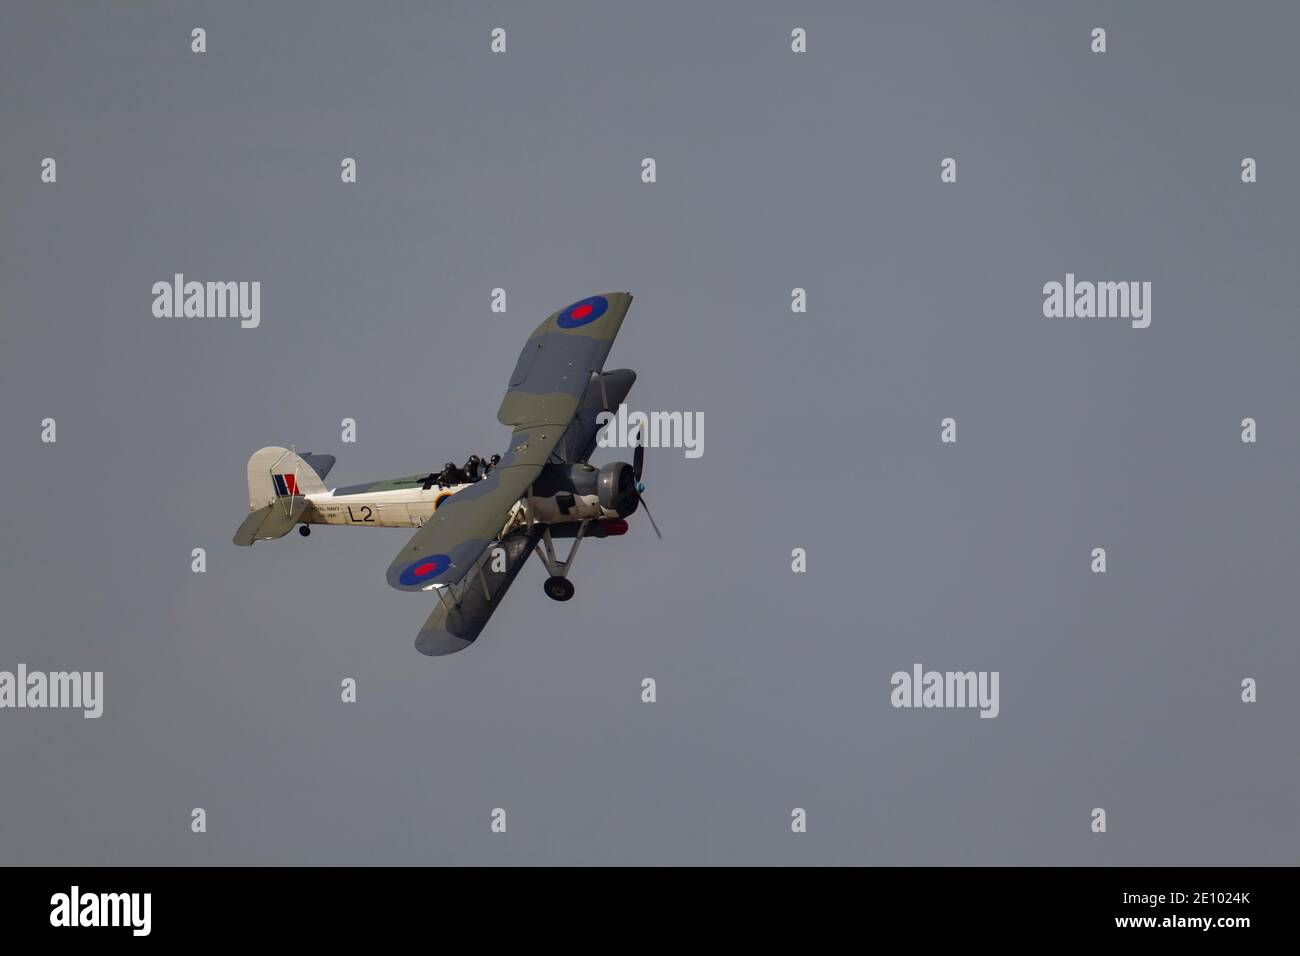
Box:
[438, 461, 465, 487]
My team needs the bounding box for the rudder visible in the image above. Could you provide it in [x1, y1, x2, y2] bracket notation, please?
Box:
[246, 446, 330, 509]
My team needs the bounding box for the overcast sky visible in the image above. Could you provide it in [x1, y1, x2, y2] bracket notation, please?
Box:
[1, 1, 1297, 864]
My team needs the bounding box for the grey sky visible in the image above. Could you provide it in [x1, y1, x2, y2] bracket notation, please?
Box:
[1, 1, 1297, 864]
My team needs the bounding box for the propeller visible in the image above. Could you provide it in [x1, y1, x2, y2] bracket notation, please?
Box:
[629, 429, 661, 539]
[638, 493, 662, 540]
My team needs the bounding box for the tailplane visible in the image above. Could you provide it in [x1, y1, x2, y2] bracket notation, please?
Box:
[234, 446, 333, 546]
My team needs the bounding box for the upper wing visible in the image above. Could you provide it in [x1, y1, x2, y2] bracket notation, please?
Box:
[384, 428, 555, 591]
[386, 293, 633, 592]
[553, 368, 637, 464]
[498, 293, 633, 427]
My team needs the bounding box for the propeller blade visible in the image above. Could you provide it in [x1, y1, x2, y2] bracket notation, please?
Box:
[632, 429, 645, 480]
[638, 493, 662, 539]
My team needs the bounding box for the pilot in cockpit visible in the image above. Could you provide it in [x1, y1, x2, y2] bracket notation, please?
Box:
[437, 461, 465, 487]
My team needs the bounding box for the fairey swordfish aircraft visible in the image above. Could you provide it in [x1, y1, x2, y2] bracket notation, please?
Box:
[233, 293, 658, 656]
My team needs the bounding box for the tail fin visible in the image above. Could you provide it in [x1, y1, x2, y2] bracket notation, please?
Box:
[245, 446, 331, 509]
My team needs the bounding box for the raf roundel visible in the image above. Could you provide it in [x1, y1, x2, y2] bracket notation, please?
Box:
[556, 295, 609, 329]
[399, 553, 452, 587]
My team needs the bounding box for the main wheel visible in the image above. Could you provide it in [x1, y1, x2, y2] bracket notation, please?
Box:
[543, 576, 574, 601]
[298, 525, 311, 537]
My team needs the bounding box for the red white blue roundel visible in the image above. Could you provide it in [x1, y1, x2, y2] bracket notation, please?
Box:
[557, 295, 608, 329]
[399, 554, 452, 587]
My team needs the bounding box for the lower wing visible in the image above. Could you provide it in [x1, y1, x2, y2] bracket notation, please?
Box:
[414, 528, 541, 656]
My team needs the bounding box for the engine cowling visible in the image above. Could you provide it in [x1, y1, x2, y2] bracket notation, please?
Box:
[597, 461, 639, 517]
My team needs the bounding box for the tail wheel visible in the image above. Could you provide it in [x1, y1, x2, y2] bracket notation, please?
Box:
[298, 525, 311, 537]
[543, 576, 574, 602]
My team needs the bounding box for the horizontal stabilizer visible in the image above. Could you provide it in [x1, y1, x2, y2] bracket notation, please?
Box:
[233, 499, 310, 546]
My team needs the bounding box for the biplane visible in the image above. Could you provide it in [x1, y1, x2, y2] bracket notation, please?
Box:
[233, 293, 656, 655]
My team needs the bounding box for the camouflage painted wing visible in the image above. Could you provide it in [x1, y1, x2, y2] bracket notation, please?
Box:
[385, 293, 633, 593]
[553, 368, 637, 464]
[414, 528, 542, 656]
[497, 292, 633, 428]
[384, 429, 558, 591]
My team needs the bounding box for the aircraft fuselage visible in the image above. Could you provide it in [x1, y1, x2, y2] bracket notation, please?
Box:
[302, 460, 633, 530]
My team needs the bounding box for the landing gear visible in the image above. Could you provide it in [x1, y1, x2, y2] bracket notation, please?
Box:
[531, 518, 589, 603]
[298, 525, 311, 537]
[543, 576, 575, 602]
